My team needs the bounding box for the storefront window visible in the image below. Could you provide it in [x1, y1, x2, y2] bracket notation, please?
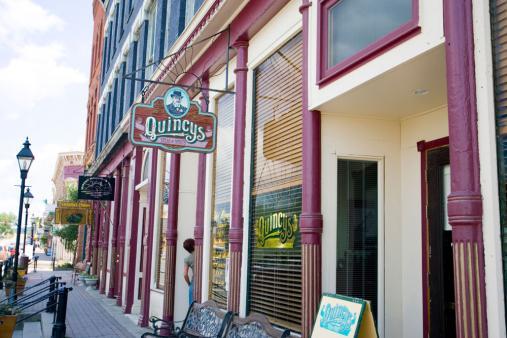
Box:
[319, 0, 417, 84]
[156, 154, 170, 289]
[336, 159, 378, 319]
[247, 33, 303, 333]
[209, 93, 234, 308]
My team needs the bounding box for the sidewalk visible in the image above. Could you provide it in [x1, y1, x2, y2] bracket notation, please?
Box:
[24, 258, 145, 338]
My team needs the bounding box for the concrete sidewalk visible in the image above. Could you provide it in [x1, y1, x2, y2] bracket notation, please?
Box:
[23, 259, 145, 338]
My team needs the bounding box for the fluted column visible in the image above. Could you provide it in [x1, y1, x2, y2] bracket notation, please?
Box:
[91, 202, 100, 276]
[108, 168, 122, 299]
[193, 76, 209, 303]
[300, 2, 323, 337]
[99, 202, 111, 294]
[163, 154, 181, 324]
[116, 158, 130, 306]
[124, 147, 142, 314]
[444, 0, 488, 337]
[228, 40, 248, 313]
[138, 149, 158, 327]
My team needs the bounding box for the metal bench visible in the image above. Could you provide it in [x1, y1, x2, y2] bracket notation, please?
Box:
[141, 300, 233, 338]
[224, 313, 291, 338]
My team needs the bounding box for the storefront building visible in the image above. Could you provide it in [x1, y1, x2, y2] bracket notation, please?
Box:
[84, 0, 507, 337]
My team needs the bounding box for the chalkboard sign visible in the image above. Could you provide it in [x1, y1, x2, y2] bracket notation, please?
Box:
[78, 176, 115, 201]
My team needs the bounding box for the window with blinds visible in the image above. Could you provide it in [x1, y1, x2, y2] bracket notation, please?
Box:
[247, 33, 303, 333]
[156, 153, 170, 289]
[490, 0, 507, 323]
[336, 159, 378, 320]
[210, 93, 235, 308]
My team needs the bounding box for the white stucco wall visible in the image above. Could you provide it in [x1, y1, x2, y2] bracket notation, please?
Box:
[308, 0, 445, 110]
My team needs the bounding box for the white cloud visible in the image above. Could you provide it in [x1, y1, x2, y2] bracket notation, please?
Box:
[0, 0, 64, 46]
[0, 42, 87, 120]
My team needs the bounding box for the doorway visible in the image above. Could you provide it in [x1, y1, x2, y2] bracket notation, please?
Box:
[426, 145, 455, 338]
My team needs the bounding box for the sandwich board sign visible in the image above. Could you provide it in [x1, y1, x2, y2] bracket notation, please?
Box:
[311, 293, 378, 338]
[130, 86, 217, 153]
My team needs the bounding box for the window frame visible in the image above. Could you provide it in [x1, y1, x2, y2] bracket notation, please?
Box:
[317, 0, 420, 86]
[335, 155, 385, 337]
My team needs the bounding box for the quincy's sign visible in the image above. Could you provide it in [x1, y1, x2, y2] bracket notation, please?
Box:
[255, 212, 299, 249]
[130, 87, 217, 153]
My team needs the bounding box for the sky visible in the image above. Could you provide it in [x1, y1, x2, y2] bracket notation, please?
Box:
[0, 0, 93, 217]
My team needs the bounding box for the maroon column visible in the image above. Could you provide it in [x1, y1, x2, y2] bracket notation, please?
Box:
[85, 224, 92, 262]
[228, 40, 248, 313]
[116, 157, 130, 306]
[91, 202, 100, 276]
[193, 77, 209, 303]
[138, 149, 158, 327]
[444, 1, 488, 337]
[124, 147, 142, 314]
[108, 168, 122, 299]
[162, 154, 181, 324]
[300, 1, 323, 337]
[99, 202, 111, 295]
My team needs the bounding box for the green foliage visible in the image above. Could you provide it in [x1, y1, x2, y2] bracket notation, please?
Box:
[53, 224, 78, 252]
[39, 235, 48, 247]
[66, 183, 79, 201]
[55, 262, 73, 270]
[0, 304, 19, 315]
[0, 212, 15, 237]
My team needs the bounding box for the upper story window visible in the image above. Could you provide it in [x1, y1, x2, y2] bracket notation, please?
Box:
[145, 3, 157, 79]
[318, 0, 419, 85]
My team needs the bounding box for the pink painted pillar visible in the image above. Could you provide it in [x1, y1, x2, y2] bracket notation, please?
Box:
[138, 149, 158, 327]
[228, 40, 248, 313]
[162, 154, 181, 324]
[91, 202, 100, 276]
[108, 168, 122, 299]
[444, 0, 488, 337]
[99, 202, 111, 295]
[124, 147, 142, 314]
[193, 77, 209, 303]
[116, 157, 130, 306]
[300, 1, 323, 337]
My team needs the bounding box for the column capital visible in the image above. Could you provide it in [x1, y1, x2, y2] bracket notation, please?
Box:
[299, 0, 311, 14]
[232, 40, 249, 49]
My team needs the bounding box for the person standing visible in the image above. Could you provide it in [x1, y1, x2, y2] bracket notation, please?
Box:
[183, 238, 195, 305]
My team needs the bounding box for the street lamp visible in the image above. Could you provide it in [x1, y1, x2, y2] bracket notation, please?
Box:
[31, 219, 36, 257]
[13, 138, 34, 292]
[22, 189, 34, 253]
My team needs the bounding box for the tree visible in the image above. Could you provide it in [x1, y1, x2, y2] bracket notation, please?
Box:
[0, 212, 15, 237]
[53, 224, 78, 260]
[66, 182, 78, 202]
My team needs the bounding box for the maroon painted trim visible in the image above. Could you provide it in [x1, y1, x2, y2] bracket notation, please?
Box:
[147, 0, 290, 100]
[194, 77, 209, 245]
[417, 136, 449, 338]
[229, 41, 248, 253]
[98, 140, 134, 176]
[317, 0, 420, 87]
[108, 167, 122, 299]
[166, 154, 180, 246]
[124, 147, 142, 314]
[138, 149, 158, 327]
[116, 158, 130, 306]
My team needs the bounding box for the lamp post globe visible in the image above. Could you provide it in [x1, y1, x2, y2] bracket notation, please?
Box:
[23, 188, 34, 253]
[13, 138, 34, 297]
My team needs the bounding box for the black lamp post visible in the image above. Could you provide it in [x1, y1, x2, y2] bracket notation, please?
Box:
[31, 219, 36, 257]
[22, 188, 33, 253]
[13, 138, 34, 292]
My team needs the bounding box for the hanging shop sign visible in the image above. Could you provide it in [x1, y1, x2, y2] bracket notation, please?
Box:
[55, 201, 93, 225]
[78, 176, 115, 201]
[130, 86, 217, 153]
[312, 294, 378, 338]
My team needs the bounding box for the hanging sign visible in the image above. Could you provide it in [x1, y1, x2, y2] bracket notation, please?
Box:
[78, 176, 115, 201]
[55, 201, 93, 225]
[130, 86, 217, 153]
[312, 294, 378, 338]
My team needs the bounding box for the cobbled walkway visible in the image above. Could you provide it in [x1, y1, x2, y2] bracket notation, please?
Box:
[5, 256, 143, 338]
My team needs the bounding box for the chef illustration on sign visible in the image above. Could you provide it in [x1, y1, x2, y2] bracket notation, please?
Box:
[165, 87, 190, 118]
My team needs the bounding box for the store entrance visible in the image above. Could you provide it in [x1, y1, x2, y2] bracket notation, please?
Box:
[427, 146, 455, 338]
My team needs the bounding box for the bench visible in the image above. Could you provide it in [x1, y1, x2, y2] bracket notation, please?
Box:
[141, 301, 291, 338]
[142, 300, 233, 338]
[224, 313, 291, 338]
